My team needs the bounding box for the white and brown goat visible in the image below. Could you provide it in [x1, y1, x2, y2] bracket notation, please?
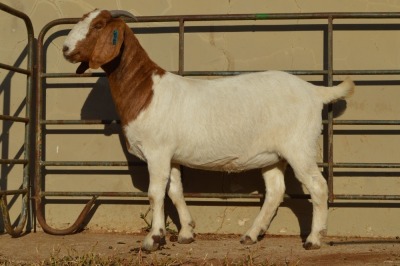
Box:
[63, 9, 354, 251]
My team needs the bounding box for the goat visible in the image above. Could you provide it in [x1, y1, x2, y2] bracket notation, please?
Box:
[63, 9, 354, 251]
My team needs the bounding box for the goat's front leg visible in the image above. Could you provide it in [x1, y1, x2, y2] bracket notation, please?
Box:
[142, 158, 171, 251]
[167, 164, 195, 244]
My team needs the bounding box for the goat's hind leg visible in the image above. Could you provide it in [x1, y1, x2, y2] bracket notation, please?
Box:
[291, 163, 328, 250]
[167, 164, 195, 244]
[241, 161, 286, 244]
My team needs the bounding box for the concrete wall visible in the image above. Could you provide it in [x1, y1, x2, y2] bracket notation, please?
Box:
[1, 0, 399, 238]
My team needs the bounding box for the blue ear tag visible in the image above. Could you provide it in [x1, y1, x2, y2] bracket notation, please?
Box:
[112, 29, 118, 45]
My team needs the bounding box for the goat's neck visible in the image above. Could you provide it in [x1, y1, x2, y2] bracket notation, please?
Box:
[102, 25, 165, 126]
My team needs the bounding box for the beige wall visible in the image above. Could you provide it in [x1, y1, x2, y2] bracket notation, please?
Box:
[1, 0, 399, 238]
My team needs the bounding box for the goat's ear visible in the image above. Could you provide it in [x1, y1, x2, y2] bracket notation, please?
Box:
[76, 62, 89, 74]
[89, 19, 125, 69]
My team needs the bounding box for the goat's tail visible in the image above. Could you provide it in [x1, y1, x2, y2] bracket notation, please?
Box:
[315, 77, 355, 104]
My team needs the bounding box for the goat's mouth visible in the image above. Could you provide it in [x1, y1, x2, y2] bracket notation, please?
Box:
[63, 51, 81, 63]
[63, 51, 89, 74]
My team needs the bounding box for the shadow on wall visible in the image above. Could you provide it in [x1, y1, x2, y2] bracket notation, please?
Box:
[79, 77, 319, 237]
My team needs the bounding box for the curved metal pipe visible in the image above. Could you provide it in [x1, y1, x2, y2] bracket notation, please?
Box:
[0, 194, 28, 237]
[35, 195, 97, 235]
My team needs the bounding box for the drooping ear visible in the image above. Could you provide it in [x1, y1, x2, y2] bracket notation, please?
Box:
[76, 61, 89, 74]
[89, 19, 125, 69]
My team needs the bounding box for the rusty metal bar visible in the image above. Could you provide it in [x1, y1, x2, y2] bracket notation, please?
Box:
[42, 72, 106, 78]
[183, 69, 400, 76]
[41, 161, 144, 167]
[36, 12, 400, 235]
[0, 189, 29, 196]
[326, 16, 335, 203]
[0, 114, 29, 123]
[333, 120, 400, 125]
[130, 12, 400, 22]
[35, 195, 98, 235]
[178, 18, 185, 75]
[35, 10, 47, 235]
[42, 69, 400, 78]
[0, 159, 29, 165]
[0, 62, 31, 75]
[334, 195, 400, 200]
[40, 161, 400, 168]
[0, 2, 34, 237]
[39, 118, 400, 126]
[40, 191, 400, 201]
[334, 163, 400, 168]
[41, 119, 119, 125]
[40, 191, 313, 200]
[40, 191, 261, 199]
[45, 12, 400, 28]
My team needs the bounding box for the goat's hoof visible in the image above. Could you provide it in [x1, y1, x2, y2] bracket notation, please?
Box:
[240, 235, 257, 245]
[178, 236, 195, 244]
[142, 235, 166, 251]
[303, 241, 321, 250]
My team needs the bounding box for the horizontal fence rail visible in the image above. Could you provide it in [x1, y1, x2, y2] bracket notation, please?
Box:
[36, 12, 400, 235]
[0, 3, 34, 236]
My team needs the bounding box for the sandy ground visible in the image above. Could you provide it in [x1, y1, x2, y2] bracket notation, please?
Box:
[0, 232, 399, 265]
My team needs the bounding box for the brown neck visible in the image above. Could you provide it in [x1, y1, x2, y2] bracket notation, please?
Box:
[102, 25, 165, 126]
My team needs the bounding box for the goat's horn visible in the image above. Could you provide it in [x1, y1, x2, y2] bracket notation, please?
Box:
[109, 10, 137, 21]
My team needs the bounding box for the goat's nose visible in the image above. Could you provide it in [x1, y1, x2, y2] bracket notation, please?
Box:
[62, 45, 69, 53]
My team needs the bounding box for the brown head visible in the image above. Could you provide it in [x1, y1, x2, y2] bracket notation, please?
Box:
[63, 9, 165, 126]
[63, 9, 136, 74]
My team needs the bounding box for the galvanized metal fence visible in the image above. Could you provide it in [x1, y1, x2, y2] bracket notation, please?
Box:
[35, 13, 400, 234]
[0, 3, 35, 236]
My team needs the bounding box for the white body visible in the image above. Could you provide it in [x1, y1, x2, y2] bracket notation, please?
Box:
[125, 71, 322, 172]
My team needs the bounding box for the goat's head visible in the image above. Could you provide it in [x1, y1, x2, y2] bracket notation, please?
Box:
[63, 9, 136, 73]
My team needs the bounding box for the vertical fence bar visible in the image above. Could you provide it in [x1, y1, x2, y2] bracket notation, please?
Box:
[327, 16, 335, 203]
[178, 18, 185, 75]
[35, 21, 44, 234]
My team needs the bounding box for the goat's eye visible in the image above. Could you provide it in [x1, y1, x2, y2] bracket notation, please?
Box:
[93, 22, 104, 29]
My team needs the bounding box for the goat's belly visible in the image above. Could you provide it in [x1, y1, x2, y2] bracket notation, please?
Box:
[176, 151, 281, 172]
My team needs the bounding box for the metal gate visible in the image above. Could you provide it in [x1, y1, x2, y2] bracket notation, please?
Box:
[35, 12, 400, 234]
[0, 3, 34, 236]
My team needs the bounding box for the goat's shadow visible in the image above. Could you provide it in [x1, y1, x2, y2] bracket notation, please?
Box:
[80, 78, 348, 239]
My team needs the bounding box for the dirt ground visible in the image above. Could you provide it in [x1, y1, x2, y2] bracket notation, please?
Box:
[0, 231, 399, 265]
